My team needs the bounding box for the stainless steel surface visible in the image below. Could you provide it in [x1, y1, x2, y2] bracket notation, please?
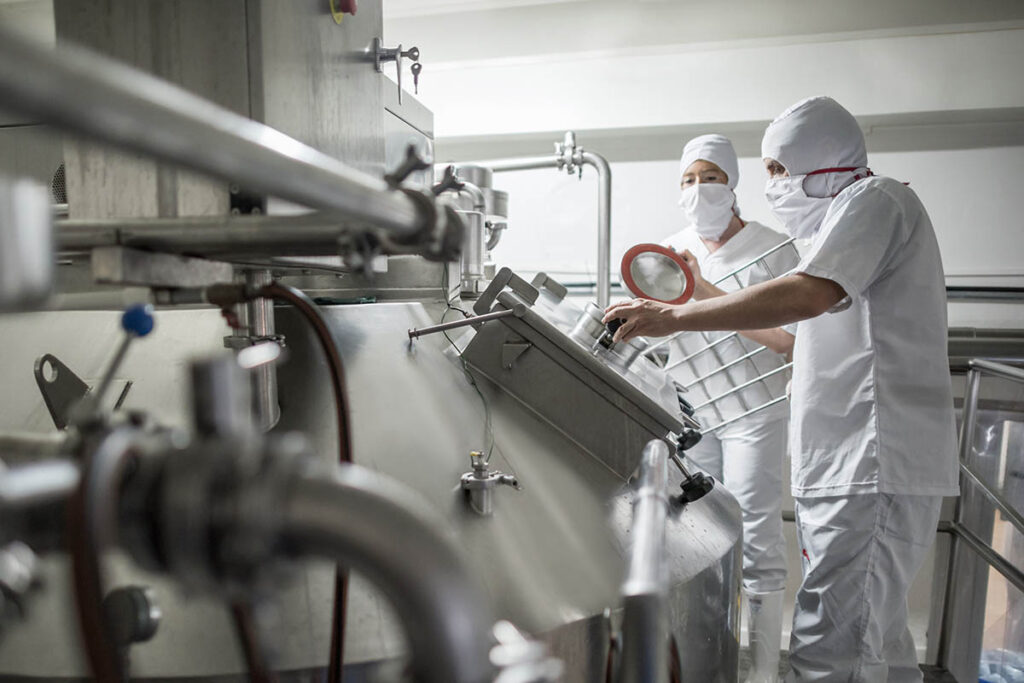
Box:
[463, 271, 695, 479]
[0, 25, 439, 241]
[189, 354, 253, 439]
[619, 440, 670, 683]
[0, 174, 52, 311]
[244, 270, 280, 432]
[0, 298, 741, 680]
[91, 246, 234, 289]
[283, 464, 496, 683]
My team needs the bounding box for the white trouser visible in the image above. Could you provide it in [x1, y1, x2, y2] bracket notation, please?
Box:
[786, 493, 943, 683]
[686, 416, 788, 594]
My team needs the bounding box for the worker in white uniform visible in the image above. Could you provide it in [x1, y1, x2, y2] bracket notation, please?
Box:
[661, 134, 796, 683]
[605, 96, 958, 682]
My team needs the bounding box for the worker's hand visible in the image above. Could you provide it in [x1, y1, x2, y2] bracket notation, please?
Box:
[679, 249, 710, 299]
[602, 298, 684, 343]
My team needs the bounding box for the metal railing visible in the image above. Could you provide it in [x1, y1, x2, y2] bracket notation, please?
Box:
[936, 359, 1024, 672]
[648, 237, 800, 433]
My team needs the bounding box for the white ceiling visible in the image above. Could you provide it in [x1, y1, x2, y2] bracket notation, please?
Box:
[385, 0, 1024, 63]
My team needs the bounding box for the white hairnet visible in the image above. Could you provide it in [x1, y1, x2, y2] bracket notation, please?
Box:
[761, 96, 868, 198]
[679, 134, 739, 189]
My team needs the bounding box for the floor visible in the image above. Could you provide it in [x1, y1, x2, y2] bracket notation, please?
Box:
[738, 651, 959, 682]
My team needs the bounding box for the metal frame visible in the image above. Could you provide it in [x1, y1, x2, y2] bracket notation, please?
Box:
[0, 26, 457, 255]
[937, 358, 1024, 670]
[483, 132, 614, 308]
[648, 237, 800, 434]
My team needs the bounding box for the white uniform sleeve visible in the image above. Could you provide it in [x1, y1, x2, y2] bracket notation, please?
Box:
[795, 181, 911, 309]
[744, 233, 801, 337]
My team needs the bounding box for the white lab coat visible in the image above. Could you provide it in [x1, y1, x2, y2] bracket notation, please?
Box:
[662, 220, 797, 594]
[786, 176, 958, 680]
[788, 176, 958, 498]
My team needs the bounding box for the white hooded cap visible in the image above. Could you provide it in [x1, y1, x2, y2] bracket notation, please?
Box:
[679, 134, 739, 189]
[761, 96, 866, 173]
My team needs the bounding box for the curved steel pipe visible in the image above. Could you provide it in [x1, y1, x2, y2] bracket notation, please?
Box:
[618, 439, 670, 683]
[486, 144, 614, 307]
[581, 151, 612, 308]
[0, 27, 425, 238]
[281, 465, 496, 683]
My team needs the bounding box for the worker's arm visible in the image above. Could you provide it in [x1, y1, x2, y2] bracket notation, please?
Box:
[602, 273, 846, 344]
[679, 250, 798, 358]
[681, 250, 797, 356]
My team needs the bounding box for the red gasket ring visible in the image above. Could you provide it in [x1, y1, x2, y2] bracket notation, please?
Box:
[620, 243, 695, 305]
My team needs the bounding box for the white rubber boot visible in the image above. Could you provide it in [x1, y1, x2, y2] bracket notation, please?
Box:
[744, 589, 785, 683]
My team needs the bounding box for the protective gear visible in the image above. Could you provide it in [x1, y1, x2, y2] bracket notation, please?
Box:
[788, 177, 958, 498]
[680, 133, 740, 189]
[678, 182, 736, 240]
[765, 174, 831, 240]
[745, 589, 785, 683]
[765, 167, 871, 240]
[761, 96, 867, 193]
[786, 493, 942, 683]
[761, 97, 873, 239]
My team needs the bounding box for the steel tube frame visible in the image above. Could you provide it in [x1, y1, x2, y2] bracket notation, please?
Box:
[947, 521, 1024, 595]
[0, 27, 429, 239]
[282, 465, 496, 683]
[57, 214, 414, 258]
[487, 144, 614, 308]
[618, 439, 670, 683]
[647, 238, 798, 355]
[936, 361, 1024, 667]
[693, 362, 793, 411]
[701, 395, 789, 435]
[678, 344, 770, 387]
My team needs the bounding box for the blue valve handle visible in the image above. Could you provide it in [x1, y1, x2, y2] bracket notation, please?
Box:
[121, 303, 155, 338]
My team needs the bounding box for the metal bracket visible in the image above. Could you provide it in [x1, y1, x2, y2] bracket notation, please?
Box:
[33, 354, 90, 430]
[33, 354, 133, 429]
[501, 341, 532, 370]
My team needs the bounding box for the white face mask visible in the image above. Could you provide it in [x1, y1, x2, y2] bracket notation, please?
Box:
[677, 183, 735, 240]
[764, 175, 833, 240]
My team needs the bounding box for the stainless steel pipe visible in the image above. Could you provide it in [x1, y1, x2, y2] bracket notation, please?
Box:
[244, 271, 281, 432]
[282, 464, 496, 683]
[486, 138, 614, 307]
[58, 214, 411, 258]
[618, 439, 670, 683]
[582, 151, 613, 309]
[0, 27, 427, 239]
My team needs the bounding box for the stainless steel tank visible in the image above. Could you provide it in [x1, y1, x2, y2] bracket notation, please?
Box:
[0, 2, 741, 679]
